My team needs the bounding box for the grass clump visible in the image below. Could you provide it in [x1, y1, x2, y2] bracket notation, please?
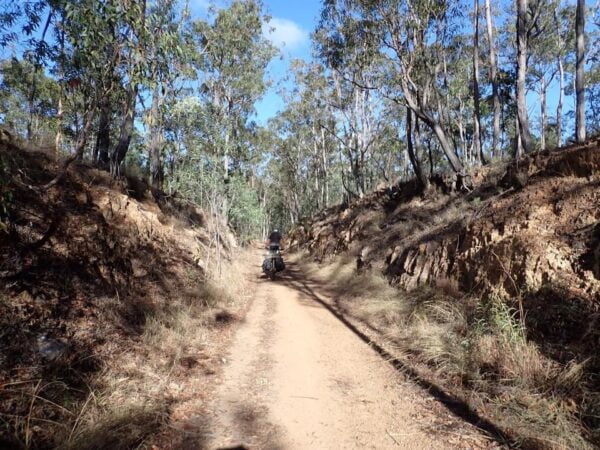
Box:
[0, 260, 246, 449]
[295, 254, 597, 449]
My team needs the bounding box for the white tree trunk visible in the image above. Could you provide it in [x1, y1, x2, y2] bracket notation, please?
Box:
[516, 0, 533, 153]
[557, 57, 564, 147]
[575, 0, 586, 143]
[540, 76, 547, 150]
[485, 0, 501, 158]
[473, 0, 484, 164]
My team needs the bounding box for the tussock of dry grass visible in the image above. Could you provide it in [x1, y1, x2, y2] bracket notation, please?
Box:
[0, 259, 247, 449]
[293, 253, 597, 449]
[67, 266, 244, 448]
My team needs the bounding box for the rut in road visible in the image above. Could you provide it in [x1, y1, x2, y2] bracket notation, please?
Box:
[206, 258, 501, 449]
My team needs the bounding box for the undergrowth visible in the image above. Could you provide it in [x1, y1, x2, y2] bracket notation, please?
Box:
[294, 252, 597, 449]
[0, 267, 245, 449]
[0, 154, 13, 231]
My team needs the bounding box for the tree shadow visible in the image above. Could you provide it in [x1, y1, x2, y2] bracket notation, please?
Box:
[0, 146, 214, 448]
[523, 284, 600, 436]
[171, 402, 284, 450]
[273, 263, 514, 448]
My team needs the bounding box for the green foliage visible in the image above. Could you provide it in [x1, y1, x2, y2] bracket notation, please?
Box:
[159, 1, 275, 238]
[227, 175, 265, 242]
[0, 58, 60, 138]
[475, 296, 526, 345]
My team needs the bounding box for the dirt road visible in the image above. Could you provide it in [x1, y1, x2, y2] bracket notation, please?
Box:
[206, 259, 499, 449]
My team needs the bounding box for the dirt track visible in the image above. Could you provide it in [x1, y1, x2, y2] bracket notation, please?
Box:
[206, 257, 500, 449]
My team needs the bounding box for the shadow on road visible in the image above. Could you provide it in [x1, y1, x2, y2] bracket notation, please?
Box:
[271, 262, 514, 448]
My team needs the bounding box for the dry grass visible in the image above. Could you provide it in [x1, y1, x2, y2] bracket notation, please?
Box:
[0, 257, 249, 449]
[293, 253, 597, 449]
[0, 144, 253, 448]
[67, 263, 245, 448]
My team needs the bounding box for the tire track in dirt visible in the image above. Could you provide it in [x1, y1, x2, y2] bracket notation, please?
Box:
[206, 256, 499, 449]
[208, 287, 284, 449]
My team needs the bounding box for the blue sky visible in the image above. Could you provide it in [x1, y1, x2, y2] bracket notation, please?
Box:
[1, 0, 583, 136]
[188, 0, 578, 134]
[190, 0, 322, 124]
[256, 1, 322, 124]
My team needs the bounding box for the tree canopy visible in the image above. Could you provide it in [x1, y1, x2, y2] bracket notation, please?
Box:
[1, 0, 599, 236]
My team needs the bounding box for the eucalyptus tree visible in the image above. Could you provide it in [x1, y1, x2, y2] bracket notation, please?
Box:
[515, 0, 532, 154]
[472, 0, 485, 164]
[320, 0, 473, 188]
[193, 1, 275, 186]
[267, 62, 335, 221]
[484, 0, 501, 158]
[588, 5, 600, 133]
[575, 0, 586, 142]
[158, 0, 275, 236]
[1, 0, 62, 144]
[144, 0, 191, 189]
[315, 8, 385, 198]
[284, 61, 338, 209]
[108, 0, 151, 175]
[528, 0, 560, 150]
[0, 0, 154, 183]
[0, 58, 60, 139]
[553, 3, 576, 147]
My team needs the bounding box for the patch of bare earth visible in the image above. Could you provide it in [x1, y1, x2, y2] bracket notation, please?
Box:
[287, 142, 600, 448]
[201, 252, 499, 449]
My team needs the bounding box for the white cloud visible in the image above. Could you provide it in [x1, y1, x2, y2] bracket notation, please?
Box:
[263, 17, 309, 51]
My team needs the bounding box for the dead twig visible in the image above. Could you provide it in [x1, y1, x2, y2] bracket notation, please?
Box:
[290, 395, 319, 400]
[25, 380, 42, 448]
[386, 429, 401, 446]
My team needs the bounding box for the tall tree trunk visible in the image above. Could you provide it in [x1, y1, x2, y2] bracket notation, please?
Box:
[111, 0, 145, 175]
[403, 139, 409, 180]
[540, 75, 547, 150]
[111, 84, 138, 174]
[458, 99, 467, 163]
[399, 73, 466, 176]
[427, 139, 434, 176]
[557, 57, 564, 147]
[27, 11, 53, 142]
[404, 103, 465, 175]
[406, 109, 429, 190]
[554, 5, 565, 148]
[55, 18, 65, 162]
[321, 128, 329, 207]
[485, 0, 501, 158]
[575, 0, 586, 143]
[55, 92, 63, 160]
[473, 0, 486, 165]
[515, 113, 523, 158]
[414, 116, 424, 165]
[221, 130, 230, 218]
[42, 107, 96, 190]
[516, 0, 533, 153]
[149, 85, 164, 189]
[95, 97, 111, 166]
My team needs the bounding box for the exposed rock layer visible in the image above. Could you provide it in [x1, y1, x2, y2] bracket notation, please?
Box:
[289, 143, 600, 302]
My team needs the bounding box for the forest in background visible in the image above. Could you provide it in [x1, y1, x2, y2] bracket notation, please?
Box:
[1, 0, 599, 239]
